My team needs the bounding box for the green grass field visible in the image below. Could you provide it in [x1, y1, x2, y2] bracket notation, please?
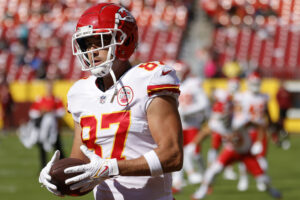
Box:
[0, 129, 299, 200]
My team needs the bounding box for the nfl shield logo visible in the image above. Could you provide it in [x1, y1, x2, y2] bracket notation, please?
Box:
[99, 96, 106, 104]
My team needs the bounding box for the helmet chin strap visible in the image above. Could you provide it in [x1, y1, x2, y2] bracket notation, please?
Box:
[110, 69, 118, 103]
[91, 63, 118, 103]
[109, 17, 120, 103]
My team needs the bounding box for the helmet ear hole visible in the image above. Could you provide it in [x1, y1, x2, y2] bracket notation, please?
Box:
[116, 46, 126, 59]
[129, 35, 136, 45]
[124, 36, 131, 46]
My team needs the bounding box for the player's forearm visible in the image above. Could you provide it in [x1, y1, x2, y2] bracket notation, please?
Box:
[117, 145, 183, 176]
[154, 143, 183, 172]
[117, 156, 152, 176]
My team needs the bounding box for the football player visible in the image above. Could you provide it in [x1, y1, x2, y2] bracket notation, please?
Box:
[207, 78, 249, 190]
[233, 72, 272, 190]
[26, 79, 65, 169]
[272, 80, 291, 150]
[39, 3, 183, 200]
[171, 61, 210, 193]
[191, 74, 282, 199]
[191, 127, 281, 199]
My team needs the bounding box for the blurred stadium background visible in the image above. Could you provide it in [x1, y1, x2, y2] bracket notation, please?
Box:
[0, 0, 300, 199]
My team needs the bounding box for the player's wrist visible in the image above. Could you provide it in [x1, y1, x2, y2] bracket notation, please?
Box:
[94, 158, 119, 178]
[108, 158, 119, 177]
[143, 150, 163, 176]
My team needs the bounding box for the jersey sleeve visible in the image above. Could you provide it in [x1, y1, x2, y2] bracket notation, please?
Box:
[145, 64, 180, 109]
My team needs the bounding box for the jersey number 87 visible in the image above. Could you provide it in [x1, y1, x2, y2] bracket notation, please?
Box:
[80, 110, 131, 160]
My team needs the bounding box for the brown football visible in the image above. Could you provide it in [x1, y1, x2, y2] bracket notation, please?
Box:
[49, 158, 91, 196]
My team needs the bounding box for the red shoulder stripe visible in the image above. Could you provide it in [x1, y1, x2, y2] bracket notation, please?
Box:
[147, 84, 180, 96]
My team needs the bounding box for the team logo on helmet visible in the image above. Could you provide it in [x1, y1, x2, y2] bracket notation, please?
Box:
[117, 86, 134, 106]
[116, 7, 135, 23]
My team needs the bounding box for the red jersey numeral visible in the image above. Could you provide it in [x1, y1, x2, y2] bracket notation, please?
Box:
[101, 111, 130, 160]
[139, 61, 163, 71]
[80, 116, 102, 157]
[80, 111, 131, 160]
[249, 104, 264, 121]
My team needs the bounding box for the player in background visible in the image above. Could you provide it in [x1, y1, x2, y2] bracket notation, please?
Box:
[170, 61, 210, 193]
[191, 74, 282, 199]
[0, 79, 15, 132]
[207, 78, 249, 189]
[233, 72, 273, 191]
[27, 79, 65, 169]
[39, 3, 183, 200]
[191, 126, 282, 199]
[272, 80, 291, 150]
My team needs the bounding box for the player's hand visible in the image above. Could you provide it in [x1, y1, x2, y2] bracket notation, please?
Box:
[64, 145, 119, 186]
[68, 177, 105, 193]
[39, 150, 63, 196]
[251, 141, 263, 155]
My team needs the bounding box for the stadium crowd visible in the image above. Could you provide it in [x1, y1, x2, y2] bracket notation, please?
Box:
[201, 0, 300, 79]
[0, 0, 190, 82]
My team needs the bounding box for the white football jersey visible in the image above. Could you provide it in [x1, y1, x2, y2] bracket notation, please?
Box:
[209, 89, 234, 135]
[178, 77, 209, 129]
[213, 89, 231, 103]
[232, 91, 269, 129]
[223, 129, 252, 154]
[67, 61, 180, 200]
[208, 101, 232, 136]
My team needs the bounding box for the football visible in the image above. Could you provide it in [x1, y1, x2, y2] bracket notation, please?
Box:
[49, 158, 91, 196]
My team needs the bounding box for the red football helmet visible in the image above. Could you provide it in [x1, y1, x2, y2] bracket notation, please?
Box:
[72, 3, 138, 77]
[247, 71, 261, 93]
